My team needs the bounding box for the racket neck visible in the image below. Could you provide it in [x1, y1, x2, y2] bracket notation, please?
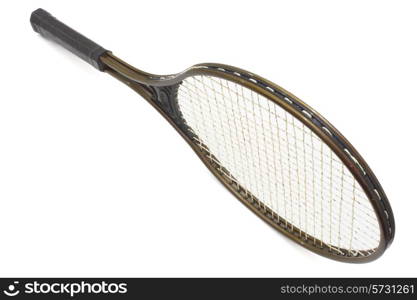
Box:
[101, 53, 155, 101]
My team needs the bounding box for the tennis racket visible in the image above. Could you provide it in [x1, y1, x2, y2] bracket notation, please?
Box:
[30, 8, 395, 262]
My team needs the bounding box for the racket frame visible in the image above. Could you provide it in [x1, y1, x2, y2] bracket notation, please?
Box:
[101, 53, 395, 263]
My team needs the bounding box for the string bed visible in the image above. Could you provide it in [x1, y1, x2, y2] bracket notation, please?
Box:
[177, 75, 380, 255]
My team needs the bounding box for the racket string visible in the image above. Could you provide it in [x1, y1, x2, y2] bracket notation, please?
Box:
[180, 76, 376, 226]
[177, 75, 380, 254]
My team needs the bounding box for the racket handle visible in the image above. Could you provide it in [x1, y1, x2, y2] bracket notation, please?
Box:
[30, 8, 108, 71]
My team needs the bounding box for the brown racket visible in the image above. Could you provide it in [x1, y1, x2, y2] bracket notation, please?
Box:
[31, 8, 395, 262]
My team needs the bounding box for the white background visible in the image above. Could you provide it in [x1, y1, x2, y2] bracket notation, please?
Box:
[0, 0, 416, 277]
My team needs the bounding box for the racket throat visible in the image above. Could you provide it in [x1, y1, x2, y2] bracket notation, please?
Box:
[148, 86, 180, 120]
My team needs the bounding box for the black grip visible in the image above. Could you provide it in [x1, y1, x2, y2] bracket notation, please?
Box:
[30, 8, 108, 71]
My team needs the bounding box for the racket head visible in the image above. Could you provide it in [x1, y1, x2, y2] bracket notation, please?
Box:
[102, 55, 395, 263]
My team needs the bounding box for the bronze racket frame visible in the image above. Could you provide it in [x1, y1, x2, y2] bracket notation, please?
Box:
[31, 8, 395, 263]
[100, 53, 395, 263]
